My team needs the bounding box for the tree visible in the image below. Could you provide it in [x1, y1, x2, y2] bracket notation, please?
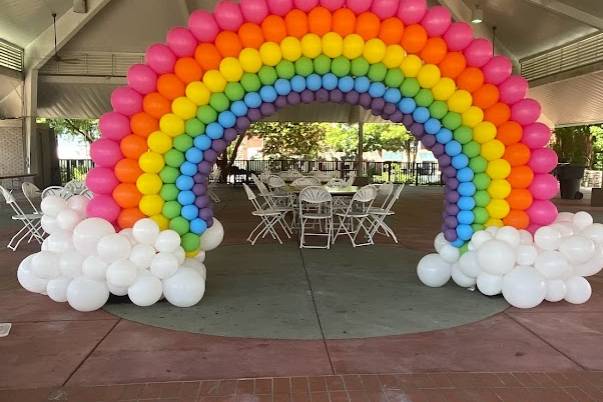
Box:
[40, 118, 100, 144]
[553, 124, 603, 168]
[245, 122, 326, 159]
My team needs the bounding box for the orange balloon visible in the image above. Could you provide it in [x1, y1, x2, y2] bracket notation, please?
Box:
[285, 10, 309, 38]
[157, 74, 185, 100]
[195, 43, 222, 71]
[174, 57, 203, 83]
[438, 51, 466, 78]
[503, 209, 530, 229]
[239, 23, 265, 48]
[308, 7, 332, 36]
[355, 12, 380, 40]
[506, 188, 533, 210]
[457, 67, 484, 93]
[401, 24, 427, 54]
[332, 8, 356, 37]
[497, 121, 523, 145]
[507, 166, 534, 189]
[130, 112, 158, 137]
[143, 92, 171, 119]
[114, 159, 143, 184]
[472, 83, 499, 109]
[117, 208, 145, 229]
[379, 17, 404, 45]
[113, 183, 142, 209]
[504, 143, 531, 167]
[215, 31, 242, 57]
[420, 37, 447, 64]
[485, 102, 511, 126]
[120, 135, 148, 160]
[262, 15, 288, 42]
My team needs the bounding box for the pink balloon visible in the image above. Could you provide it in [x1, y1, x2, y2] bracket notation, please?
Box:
[527, 200, 558, 226]
[145, 44, 176, 75]
[421, 6, 451, 37]
[463, 38, 492, 67]
[443, 22, 473, 51]
[482, 56, 512, 85]
[99, 112, 130, 141]
[86, 167, 118, 194]
[372, 0, 400, 19]
[110, 87, 142, 116]
[240, 0, 269, 23]
[90, 139, 123, 168]
[522, 123, 552, 149]
[321, 0, 345, 11]
[166, 27, 197, 57]
[87, 195, 120, 223]
[512, 98, 541, 125]
[295, 0, 319, 12]
[499, 75, 528, 105]
[215, 1, 244, 31]
[529, 174, 559, 200]
[267, 0, 293, 16]
[127, 64, 157, 95]
[347, 0, 371, 13]
[529, 148, 558, 174]
[526, 223, 540, 234]
[398, 0, 427, 24]
[188, 10, 220, 42]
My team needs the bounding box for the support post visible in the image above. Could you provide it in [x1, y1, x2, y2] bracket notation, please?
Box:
[23, 69, 39, 175]
[356, 121, 364, 177]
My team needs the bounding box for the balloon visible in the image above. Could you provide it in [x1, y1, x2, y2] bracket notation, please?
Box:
[215, 1, 244, 30]
[31, 251, 61, 279]
[108, 282, 129, 296]
[476, 272, 502, 296]
[502, 266, 546, 309]
[47, 277, 71, 302]
[397, 0, 427, 24]
[150, 252, 179, 279]
[154, 230, 182, 253]
[535, 250, 571, 279]
[434, 232, 447, 253]
[438, 243, 460, 263]
[371, 0, 400, 19]
[483, 56, 512, 85]
[91, 138, 122, 168]
[199, 218, 224, 251]
[82, 255, 108, 281]
[421, 6, 451, 37]
[451, 263, 476, 287]
[127, 64, 157, 95]
[267, 0, 293, 16]
[534, 226, 561, 250]
[522, 123, 551, 149]
[458, 250, 481, 277]
[67, 277, 109, 312]
[72, 218, 116, 256]
[580, 223, 603, 245]
[559, 235, 596, 264]
[110, 87, 142, 116]
[86, 167, 118, 194]
[106, 259, 138, 288]
[99, 112, 130, 141]
[59, 251, 85, 278]
[516, 244, 537, 266]
[321, 0, 345, 11]
[240, 0, 268, 23]
[573, 245, 603, 277]
[97, 234, 132, 263]
[41, 195, 67, 218]
[166, 27, 197, 57]
[564, 276, 592, 304]
[528, 172, 558, 200]
[188, 10, 219, 42]
[477, 239, 516, 275]
[464, 38, 492, 67]
[145, 44, 176, 74]
[499, 75, 528, 105]
[529, 148, 558, 174]
[572, 211, 593, 231]
[163, 267, 206, 307]
[545, 279, 566, 302]
[527, 200, 557, 226]
[295, 0, 319, 11]
[128, 273, 163, 306]
[495, 226, 520, 248]
[66, 195, 89, 216]
[443, 22, 472, 51]
[17, 255, 48, 293]
[86, 195, 120, 223]
[417, 253, 451, 287]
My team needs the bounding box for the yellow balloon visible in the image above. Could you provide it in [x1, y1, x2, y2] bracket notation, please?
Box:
[400, 54, 422, 77]
[219, 57, 243, 82]
[363, 38, 386, 64]
[432, 77, 456, 101]
[202, 70, 227, 93]
[185, 82, 210, 106]
[417, 64, 440, 88]
[382, 45, 406, 68]
[171, 97, 197, 120]
[462, 106, 484, 128]
[281, 36, 302, 61]
[147, 131, 172, 154]
[481, 139, 505, 161]
[259, 42, 282, 66]
[159, 113, 185, 137]
[485, 217, 504, 227]
[322, 32, 343, 58]
[447, 90, 472, 113]
[486, 159, 511, 180]
[138, 151, 164, 174]
[301, 33, 322, 58]
[487, 179, 512, 199]
[150, 214, 169, 230]
[342, 34, 364, 59]
[239, 48, 263, 73]
[486, 199, 510, 220]
[473, 121, 497, 143]
[136, 173, 162, 195]
[140, 195, 164, 217]
[185, 249, 200, 258]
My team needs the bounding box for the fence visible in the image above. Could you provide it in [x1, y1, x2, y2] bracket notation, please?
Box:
[58, 159, 94, 185]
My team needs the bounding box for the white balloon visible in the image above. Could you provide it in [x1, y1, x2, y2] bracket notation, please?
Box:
[59, 251, 85, 278]
[46, 277, 71, 302]
[17, 255, 48, 293]
[151, 252, 179, 279]
[82, 255, 109, 281]
[556, 211, 574, 223]
[132, 218, 160, 245]
[67, 195, 89, 215]
[41, 195, 67, 217]
[67, 277, 109, 311]
[434, 232, 447, 253]
[469, 230, 492, 249]
[182, 258, 207, 280]
[550, 222, 574, 238]
[572, 211, 593, 232]
[200, 218, 224, 251]
[534, 226, 561, 251]
[56, 209, 82, 232]
[545, 279, 566, 302]
[41, 215, 60, 235]
[73, 218, 116, 256]
[416, 253, 451, 287]
[128, 273, 163, 306]
[439, 243, 460, 263]
[535, 250, 572, 279]
[559, 235, 595, 265]
[518, 230, 533, 245]
[97, 234, 132, 263]
[107, 282, 129, 296]
[451, 263, 476, 287]
[580, 223, 603, 245]
[43, 230, 73, 253]
[502, 266, 546, 308]
[154, 230, 181, 253]
[106, 259, 138, 288]
[485, 226, 499, 235]
[196, 250, 206, 263]
[458, 250, 481, 278]
[129, 244, 156, 269]
[516, 245, 537, 266]
[31, 251, 61, 279]
[174, 247, 186, 265]
[495, 226, 520, 248]
[476, 272, 503, 296]
[477, 240, 516, 276]
[163, 267, 205, 307]
[564, 276, 592, 304]
[573, 245, 603, 277]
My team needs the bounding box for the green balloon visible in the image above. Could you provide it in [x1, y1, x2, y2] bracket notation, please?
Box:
[453, 126, 473, 144]
[159, 166, 179, 184]
[351, 57, 369, 77]
[225, 82, 245, 101]
[473, 207, 489, 224]
[463, 141, 481, 158]
[472, 223, 485, 232]
[442, 112, 462, 130]
[469, 156, 488, 173]
[368, 63, 387, 82]
[209, 93, 229, 112]
[474, 190, 491, 207]
[185, 118, 205, 137]
[414, 89, 433, 107]
[164, 149, 185, 168]
[170, 217, 190, 235]
[400, 77, 420, 97]
[295, 57, 314, 77]
[182, 233, 201, 252]
[473, 173, 491, 190]
[385, 69, 404, 88]
[331, 56, 350, 77]
[197, 105, 217, 124]
[173, 135, 193, 152]
[258, 66, 277, 85]
[163, 201, 181, 219]
[428, 100, 448, 119]
[459, 243, 469, 254]
[276, 60, 295, 79]
[313, 55, 331, 75]
[160, 184, 179, 201]
[241, 73, 261, 92]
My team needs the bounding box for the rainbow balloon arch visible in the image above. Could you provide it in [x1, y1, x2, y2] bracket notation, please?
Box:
[17, 0, 601, 311]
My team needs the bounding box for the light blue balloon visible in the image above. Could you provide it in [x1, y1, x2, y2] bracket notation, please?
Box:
[322, 73, 338, 90]
[190, 218, 208, 234]
[194, 135, 212, 151]
[368, 82, 386, 98]
[412, 107, 430, 123]
[457, 210, 474, 225]
[274, 78, 291, 95]
[435, 128, 453, 144]
[177, 190, 195, 206]
[231, 100, 248, 117]
[291, 75, 306, 92]
[457, 196, 475, 211]
[424, 118, 441, 135]
[456, 167, 474, 182]
[176, 175, 194, 191]
[458, 182, 476, 197]
[398, 98, 416, 114]
[181, 204, 199, 221]
[185, 148, 203, 164]
[180, 161, 198, 176]
[306, 74, 322, 91]
[218, 111, 236, 128]
[259, 86, 277, 103]
[456, 224, 473, 241]
[354, 76, 370, 93]
[338, 76, 354, 92]
[451, 153, 469, 169]
[445, 140, 462, 156]
[244, 92, 262, 108]
[384, 88, 401, 104]
[452, 238, 465, 247]
[206, 122, 224, 139]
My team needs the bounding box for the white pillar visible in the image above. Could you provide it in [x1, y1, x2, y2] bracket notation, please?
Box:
[23, 69, 39, 174]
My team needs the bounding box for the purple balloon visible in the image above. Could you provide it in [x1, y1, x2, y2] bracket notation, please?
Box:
[445, 215, 458, 228]
[301, 90, 314, 103]
[287, 92, 301, 105]
[316, 88, 329, 102]
[224, 128, 238, 142]
[345, 91, 359, 104]
[195, 195, 210, 208]
[247, 109, 262, 122]
[193, 184, 207, 196]
[359, 93, 372, 108]
[330, 89, 344, 103]
[198, 161, 212, 175]
[206, 217, 214, 227]
[438, 154, 451, 167]
[446, 177, 459, 190]
[204, 149, 218, 162]
[409, 123, 424, 138]
[445, 203, 460, 215]
[389, 111, 403, 123]
[371, 98, 385, 112]
[236, 116, 251, 131]
[383, 102, 397, 116]
[443, 166, 456, 178]
[431, 143, 444, 157]
[421, 134, 436, 148]
[193, 173, 204, 183]
[199, 207, 214, 220]
[445, 191, 459, 203]
[212, 139, 227, 153]
[260, 103, 276, 117]
[444, 229, 458, 242]
[275, 95, 287, 108]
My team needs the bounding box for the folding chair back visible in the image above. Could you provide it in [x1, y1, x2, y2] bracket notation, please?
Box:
[291, 176, 320, 188]
[42, 186, 71, 199]
[242, 183, 263, 212]
[375, 182, 394, 209]
[385, 184, 405, 211]
[0, 185, 44, 250]
[65, 180, 86, 195]
[345, 171, 356, 186]
[298, 186, 333, 249]
[267, 175, 287, 190]
[299, 186, 332, 208]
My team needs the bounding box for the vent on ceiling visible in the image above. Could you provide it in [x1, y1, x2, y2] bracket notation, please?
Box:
[39, 52, 144, 77]
[0, 39, 24, 72]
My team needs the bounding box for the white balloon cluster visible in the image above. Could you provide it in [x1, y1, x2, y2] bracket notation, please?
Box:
[17, 195, 224, 312]
[418, 211, 601, 308]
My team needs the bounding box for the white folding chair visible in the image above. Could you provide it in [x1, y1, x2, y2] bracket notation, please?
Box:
[333, 185, 377, 247]
[208, 168, 221, 204]
[64, 179, 87, 195]
[298, 186, 333, 249]
[291, 176, 320, 189]
[252, 173, 295, 228]
[267, 175, 294, 207]
[344, 171, 357, 186]
[42, 186, 72, 199]
[0, 186, 44, 250]
[242, 183, 290, 245]
[373, 182, 394, 210]
[369, 184, 405, 243]
[22, 182, 41, 213]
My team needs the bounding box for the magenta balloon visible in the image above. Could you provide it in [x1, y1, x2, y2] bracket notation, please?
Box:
[527, 199, 558, 226]
[499, 75, 528, 105]
[372, 0, 400, 19]
[482, 56, 512, 85]
[166, 27, 197, 57]
[127, 64, 157, 95]
[145, 44, 176, 75]
[86, 195, 120, 223]
[86, 167, 118, 194]
[347, 0, 372, 13]
[522, 123, 551, 149]
[529, 174, 559, 200]
[267, 0, 293, 16]
[90, 138, 123, 167]
[295, 0, 319, 12]
[443, 22, 473, 51]
[463, 38, 492, 67]
[321, 0, 345, 11]
[214, 1, 244, 31]
[188, 10, 220, 42]
[110, 87, 142, 116]
[99, 112, 130, 141]
[398, 0, 427, 24]
[421, 6, 451, 37]
[529, 148, 558, 174]
[240, 0, 269, 23]
[512, 98, 541, 125]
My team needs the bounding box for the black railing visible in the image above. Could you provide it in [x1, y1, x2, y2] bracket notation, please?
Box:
[58, 159, 94, 185]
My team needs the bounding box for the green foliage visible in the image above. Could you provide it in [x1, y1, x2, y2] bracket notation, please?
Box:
[553, 124, 603, 168]
[38, 118, 100, 144]
[246, 122, 326, 159]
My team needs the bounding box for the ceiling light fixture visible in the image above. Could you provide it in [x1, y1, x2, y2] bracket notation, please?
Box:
[471, 4, 483, 24]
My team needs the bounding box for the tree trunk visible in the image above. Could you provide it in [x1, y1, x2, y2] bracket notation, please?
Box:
[356, 122, 364, 175]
